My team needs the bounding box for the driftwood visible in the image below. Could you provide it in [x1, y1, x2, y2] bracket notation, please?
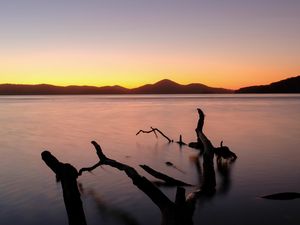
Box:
[188, 109, 205, 151]
[41, 108, 235, 225]
[190, 108, 237, 162]
[41, 151, 87, 225]
[81, 141, 199, 225]
[82, 141, 173, 211]
[136, 128, 188, 148]
[214, 141, 237, 161]
[176, 135, 186, 146]
[261, 192, 300, 200]
[136, 127, 173, 143]
[140, 165, 191, 186]
[80, 107, 223, 224]
[188, 141, 204, 152]
[195, 109, 216, 194]
[77, 109, 227, 224]
[78, 162, 101, 176]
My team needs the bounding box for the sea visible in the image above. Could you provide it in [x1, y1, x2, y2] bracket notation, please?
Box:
[0, 94, 299, 225]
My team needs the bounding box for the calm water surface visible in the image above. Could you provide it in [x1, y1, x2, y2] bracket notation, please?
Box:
[0, 94, 299, 225]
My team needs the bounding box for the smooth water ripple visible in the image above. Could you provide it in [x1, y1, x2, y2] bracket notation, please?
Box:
[0, 94, 299, 225]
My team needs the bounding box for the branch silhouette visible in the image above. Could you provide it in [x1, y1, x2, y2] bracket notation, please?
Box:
[136, 127, 173, 143]
[41, 151, 87, 225]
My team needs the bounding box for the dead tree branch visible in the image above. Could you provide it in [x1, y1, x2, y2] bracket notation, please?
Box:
[78, 162, 102, 176]
[85, 141, 198, 225]
[193, 108, 237, 161]
[136, 127, 173, 143]
[41, 108, 237, 225]
[41, 151, 87, 225]
[176, 135, 186, 146]
[140, 165, 192, 186]
[88, 141, 173, 210]
[195, 108, 216, 193]
[261, 192, 300, 200]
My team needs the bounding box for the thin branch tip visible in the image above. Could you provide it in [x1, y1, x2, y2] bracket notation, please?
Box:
[136, 127, 172, 143]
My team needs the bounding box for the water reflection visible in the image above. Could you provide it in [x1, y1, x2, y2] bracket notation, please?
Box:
[216, 158, 235, 195]
[1, 95, 300, 225]
[73, 109, 236, 225]
[78, 184, 141, 225]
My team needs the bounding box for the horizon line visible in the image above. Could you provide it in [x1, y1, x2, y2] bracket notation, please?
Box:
[0, 75, 299, 91]
[0, 78, 233, 89]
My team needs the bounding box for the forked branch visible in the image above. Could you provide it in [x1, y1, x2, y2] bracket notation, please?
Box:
[136, 127, 173, 143]
[84, 141, 173, 210]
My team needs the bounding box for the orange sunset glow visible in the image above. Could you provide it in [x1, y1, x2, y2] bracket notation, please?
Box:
[1, 46, 298, 89]
[1, 1, 300, 225]
[0, 1, 299, 89]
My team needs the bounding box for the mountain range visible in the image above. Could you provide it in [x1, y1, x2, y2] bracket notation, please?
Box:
[0, 79, 232, 95]
[0, 76, 299, 95]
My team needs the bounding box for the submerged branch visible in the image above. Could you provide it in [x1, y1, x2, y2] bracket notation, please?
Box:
[176, 135, 186, 146]
[195, 108, 216, 194]
[41, 151, 87, 225]
[89, 141, 173, 210]
[140, 165, 192, 186]
[136, 127, 173, 143]
[78, 162, 102, 176]
[261, 192, 300, 200]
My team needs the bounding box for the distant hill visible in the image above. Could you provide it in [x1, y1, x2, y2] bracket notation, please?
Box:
[131, 79, 232, 94]
[0, 84, 129, 95]
[236, 76, 300, 93]
[0, 79, 232, 95]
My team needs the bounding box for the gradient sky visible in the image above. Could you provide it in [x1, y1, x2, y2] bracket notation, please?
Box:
[0, 0, 299, 89]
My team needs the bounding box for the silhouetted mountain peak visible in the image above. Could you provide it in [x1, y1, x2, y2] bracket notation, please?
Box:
[154, 79, 179, 86]
[130, 79, 232, 94]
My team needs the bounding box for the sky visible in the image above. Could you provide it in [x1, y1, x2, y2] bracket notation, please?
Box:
[0, 0, 299, 89]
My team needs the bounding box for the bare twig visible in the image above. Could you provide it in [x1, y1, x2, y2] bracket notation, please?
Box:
[136, 127, 173, 143]
[136, 129, 158, 138]
[78, 162, 102, 176]
[176, 134, 186, 146]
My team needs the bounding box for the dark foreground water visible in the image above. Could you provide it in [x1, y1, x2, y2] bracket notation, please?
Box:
[0, 94, 299, 225]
